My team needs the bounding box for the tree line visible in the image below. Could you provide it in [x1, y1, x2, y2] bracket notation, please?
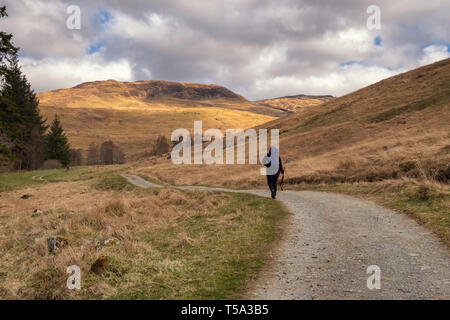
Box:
[86, 141, 125, 166]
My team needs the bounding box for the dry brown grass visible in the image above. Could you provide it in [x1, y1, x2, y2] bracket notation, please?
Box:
[0, 172, 288, 299]
[0, 180, 212, 298]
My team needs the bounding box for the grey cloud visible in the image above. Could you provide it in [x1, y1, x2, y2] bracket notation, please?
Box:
[2, 0, 449, 99]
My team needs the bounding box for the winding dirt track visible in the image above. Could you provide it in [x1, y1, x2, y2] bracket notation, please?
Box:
[122, 174, 450, 300]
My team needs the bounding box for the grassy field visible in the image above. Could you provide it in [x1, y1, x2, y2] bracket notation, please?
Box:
[0, 166, 126, 192]
[0, 169, 289, 299]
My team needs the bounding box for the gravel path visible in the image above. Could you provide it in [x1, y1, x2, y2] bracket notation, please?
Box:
[121, 174, 162, 189]
[125, 175, 450, 299]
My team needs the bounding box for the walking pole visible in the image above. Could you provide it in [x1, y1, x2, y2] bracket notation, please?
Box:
[280, 157, 285, 191]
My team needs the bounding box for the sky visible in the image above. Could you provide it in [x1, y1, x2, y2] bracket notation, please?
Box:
[1, 0, 449, 100]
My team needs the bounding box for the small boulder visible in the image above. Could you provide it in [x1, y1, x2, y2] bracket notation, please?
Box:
[32, 209, 43, 217]
[47, 236, 69, 253]
[95, 237, 120, 250]
[21, 194, 32, 199]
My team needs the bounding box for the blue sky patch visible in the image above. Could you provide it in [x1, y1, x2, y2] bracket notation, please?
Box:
[339, 60, 363, 67]
[374, 36, 382, 46]
[92, 9, 112, 27]
[87, 41, 106, 54]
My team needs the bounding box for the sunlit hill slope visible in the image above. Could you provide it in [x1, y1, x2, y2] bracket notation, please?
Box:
[257, 94, 334, 112]
[137, 58, 450, 187]
[37, 80, 286, 160]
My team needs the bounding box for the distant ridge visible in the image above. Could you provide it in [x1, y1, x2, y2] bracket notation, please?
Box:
[71, 79, 245, 101]
[256, 94, 334, 112]
[264, 94, 334, 100]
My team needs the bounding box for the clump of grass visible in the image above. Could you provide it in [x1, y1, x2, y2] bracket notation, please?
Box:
[413, 185, 431, 201]
[104, 200, 126, 217]
[28, 268, 67, 300]
[94, 175, 133, 191]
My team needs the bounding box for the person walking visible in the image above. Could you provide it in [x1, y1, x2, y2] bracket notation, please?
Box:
[263, 147, 284, 199]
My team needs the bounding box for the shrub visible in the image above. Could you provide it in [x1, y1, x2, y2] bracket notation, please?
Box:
[41, 159, 63, 170]
[413, 185, 431, 201]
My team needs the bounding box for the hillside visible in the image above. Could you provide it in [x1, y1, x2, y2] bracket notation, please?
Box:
[262, 58, 450, 184]
[137, 58, 450, 187]
[37, 80, 286, 160]
[257, 94, 334, 112]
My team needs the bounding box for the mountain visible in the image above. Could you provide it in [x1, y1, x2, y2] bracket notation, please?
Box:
[37, 80, 287, 160]
[257, 94, 334, 112]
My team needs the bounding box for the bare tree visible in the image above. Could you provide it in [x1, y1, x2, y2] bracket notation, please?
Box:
[113, 144, 125, 164]
[100, 141, 114, 165]
[69, 149, 83, 166]
[87, 142, 99, 165]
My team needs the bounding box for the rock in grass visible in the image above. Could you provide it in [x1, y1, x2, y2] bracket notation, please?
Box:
[95, 238, 120, 250]
[91, 256, 109, 275]
[21, 194, 32, 199]
[32, 209, 43, 217]
[47, 236, 69, 253]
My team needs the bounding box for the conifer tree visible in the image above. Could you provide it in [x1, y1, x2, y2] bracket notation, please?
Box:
[45, 115, 71, 166]
[1, 7, 47, 169]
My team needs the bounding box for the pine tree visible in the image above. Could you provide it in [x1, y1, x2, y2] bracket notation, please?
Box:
[0, 6, 18, 72]
[45, 115, 71, 166]
[1, 6, 47, 170]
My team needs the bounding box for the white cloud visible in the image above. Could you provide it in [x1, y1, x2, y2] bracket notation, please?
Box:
[250, 63, 402, 98]
[419, 45, 450, 66]
[20, 54, 133, 92]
